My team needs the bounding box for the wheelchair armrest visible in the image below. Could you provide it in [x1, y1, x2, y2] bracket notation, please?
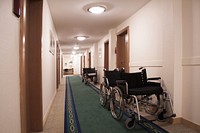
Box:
[147, 77, 161, 80]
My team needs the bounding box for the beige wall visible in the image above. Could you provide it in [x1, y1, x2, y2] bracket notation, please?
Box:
[42, 0, 58, 123]
[182, 0, 200, 125]
[0, 0, 21, 133]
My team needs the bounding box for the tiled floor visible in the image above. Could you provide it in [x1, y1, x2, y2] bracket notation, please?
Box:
[38, 78, 66, 133]
[38, 77, 199, 133]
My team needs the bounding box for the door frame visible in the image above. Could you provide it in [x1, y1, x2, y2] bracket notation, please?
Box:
[20, 0, 43, 132]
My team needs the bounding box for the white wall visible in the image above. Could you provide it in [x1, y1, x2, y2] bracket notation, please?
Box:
[42, 0, 58, 123]
[63, 55, 73, 69]
[72, 55, 81, 74]
[97, 35, 109, 83]
[0, 0, 21, 133]
[63, 54, 81, 75]
[182, 0, 200, 125]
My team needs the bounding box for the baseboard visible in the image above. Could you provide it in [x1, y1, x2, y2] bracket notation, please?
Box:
[43, 91, 57, 126]
[172, 117, 200, 132]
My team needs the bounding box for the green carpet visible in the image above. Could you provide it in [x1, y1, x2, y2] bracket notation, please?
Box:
[65, 76, 147, 133]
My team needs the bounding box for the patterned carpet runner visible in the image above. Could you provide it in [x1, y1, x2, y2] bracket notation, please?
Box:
[64, 76, 169, 133]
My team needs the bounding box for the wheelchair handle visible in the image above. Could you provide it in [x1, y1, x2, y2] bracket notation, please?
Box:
[139, 67, 145, 70]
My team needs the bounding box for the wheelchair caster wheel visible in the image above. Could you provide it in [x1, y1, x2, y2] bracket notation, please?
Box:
[125, 118, 135, 129]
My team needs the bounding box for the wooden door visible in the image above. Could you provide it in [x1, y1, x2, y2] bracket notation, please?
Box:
[104, 41, 109, 70]
[56, 43, 60, 89]
[89, 52, 91, 68]
[116, 27, 130, 72]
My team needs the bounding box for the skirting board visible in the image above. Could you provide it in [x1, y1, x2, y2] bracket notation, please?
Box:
[172, 117, 200, 132]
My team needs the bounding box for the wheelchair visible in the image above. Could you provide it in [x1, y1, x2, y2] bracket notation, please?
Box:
[99, 68, 122, 108]
[109, 67, 176, 129]
[82, 68, 97, 85]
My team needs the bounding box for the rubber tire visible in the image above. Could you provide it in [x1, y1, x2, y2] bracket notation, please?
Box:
[125, 117, 135, 129]
[110, 86, 124, 120]
[99, 83, 107, 107]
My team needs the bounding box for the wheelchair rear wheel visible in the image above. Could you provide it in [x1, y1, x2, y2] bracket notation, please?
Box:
[144, 94, 160, 115]
[99, 83, 107, 107]
[110, 87, 124, 120]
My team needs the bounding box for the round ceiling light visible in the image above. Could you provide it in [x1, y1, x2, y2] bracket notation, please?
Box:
[75, 36, 88, 41]
[88, 5, 106, 14]
[73, 45, 79, 50]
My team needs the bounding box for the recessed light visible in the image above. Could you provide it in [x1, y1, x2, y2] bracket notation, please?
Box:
[88, 5, 106, 14]
[72, 51, 76, 54]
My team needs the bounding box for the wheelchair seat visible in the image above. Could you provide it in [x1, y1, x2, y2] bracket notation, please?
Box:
[129, 86, 163, 95]
[119, 72, 163, 96]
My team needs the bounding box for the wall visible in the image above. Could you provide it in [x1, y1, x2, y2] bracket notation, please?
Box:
[97, 35, 109, 83]
[63, 55, 73, 69]
[182, 0, 200, 125]
[63, 54, 81, 75]
[72, 55, 81, 74]
[42, 0, 58, 123]
[0, 0, 21, 133]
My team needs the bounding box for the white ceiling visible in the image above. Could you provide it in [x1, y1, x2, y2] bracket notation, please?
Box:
[47, 0, 150, 55]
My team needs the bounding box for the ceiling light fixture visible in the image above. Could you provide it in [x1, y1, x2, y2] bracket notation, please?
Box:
[75, 36, 88, 41]
[88, 5, 106, 14]
[73, 45, 79, 50]
[72, 51, 76, 54]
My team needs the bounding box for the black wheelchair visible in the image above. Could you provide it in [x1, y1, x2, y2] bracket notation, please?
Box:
[82, 68, 97, 84]
[109, 67, 176, 129]
[99, 68, 123, 108]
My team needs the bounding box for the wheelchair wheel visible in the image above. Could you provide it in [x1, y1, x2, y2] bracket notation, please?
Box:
[144, 94, 160, 115]
[84, 78, 88, 84]
[125, 117, 136, 129]
[93, 76, 97, 84]
[99, 83, 107, 107]
[110, 86, 124, 120]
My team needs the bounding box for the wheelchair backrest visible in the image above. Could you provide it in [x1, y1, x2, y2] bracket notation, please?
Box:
[83, 68, 96, 74]
[104, 70, 121, 87]
[121, 72, 143, 89]
[141, 68, 148, 86]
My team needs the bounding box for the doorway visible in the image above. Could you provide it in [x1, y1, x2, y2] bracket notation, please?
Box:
[56, 42, 60, 89]
[89, 52, 91, 68]
[116, 27, 130, 72]
[104, 41, 109, 70]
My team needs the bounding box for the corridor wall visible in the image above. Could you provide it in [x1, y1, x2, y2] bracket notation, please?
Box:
[182, 0, 200, 125]
[0, 0, 21, 133]
[42, 0, 58, 123]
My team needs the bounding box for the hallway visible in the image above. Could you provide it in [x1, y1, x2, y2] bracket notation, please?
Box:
[1, 0, 200, 132]
[38, 77, 199, 133]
